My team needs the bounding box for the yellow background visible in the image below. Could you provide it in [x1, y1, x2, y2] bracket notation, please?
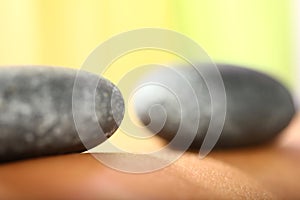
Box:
[0, 0, 294, 152]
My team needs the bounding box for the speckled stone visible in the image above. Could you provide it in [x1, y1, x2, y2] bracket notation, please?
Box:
[0, 66, 124, 162]
[134, 64, 296, 149]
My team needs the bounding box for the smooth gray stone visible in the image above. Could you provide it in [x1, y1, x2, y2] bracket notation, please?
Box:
[0, 66, 124, 162]
[134, 64, 295, 149]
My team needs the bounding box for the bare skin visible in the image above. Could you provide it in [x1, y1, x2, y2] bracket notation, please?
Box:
[211, 113, 300, 199]
[0, 115, 299, 199]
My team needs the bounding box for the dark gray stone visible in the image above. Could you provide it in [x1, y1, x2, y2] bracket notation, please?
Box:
[134, 64, 296, 149]
[0, 66, 124, 162]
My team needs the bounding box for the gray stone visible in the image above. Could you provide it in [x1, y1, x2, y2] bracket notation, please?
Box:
[0, 66, 124, 162]
[134, 64, 295, 149]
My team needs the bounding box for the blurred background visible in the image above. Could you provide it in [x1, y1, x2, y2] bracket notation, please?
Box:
[0, 0, 297, 152]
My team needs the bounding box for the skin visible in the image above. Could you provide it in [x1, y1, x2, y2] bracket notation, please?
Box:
[0, 115, 299, 199]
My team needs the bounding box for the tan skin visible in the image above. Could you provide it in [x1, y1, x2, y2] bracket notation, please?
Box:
[0, 114, 300, 199]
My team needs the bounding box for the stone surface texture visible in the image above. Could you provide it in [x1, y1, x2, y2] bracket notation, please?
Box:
[134, 64, 295, 149]
[0, 66, 124, 162]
